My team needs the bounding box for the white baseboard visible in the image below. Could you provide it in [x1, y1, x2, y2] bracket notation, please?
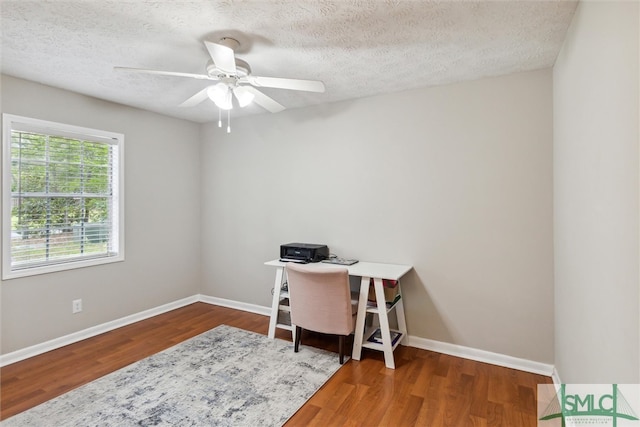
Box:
[551, 366, 562, 386]
[406, 335, 555, 376]
[198, 294, 271, 317]
[0, 295, 199, 367]
[1, 294, 556, 378]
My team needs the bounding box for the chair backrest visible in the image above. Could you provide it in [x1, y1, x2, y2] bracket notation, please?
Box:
[285, 262, 355, 336]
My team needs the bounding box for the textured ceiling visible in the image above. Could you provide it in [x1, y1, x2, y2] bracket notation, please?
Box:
[1, 0, 578, 123]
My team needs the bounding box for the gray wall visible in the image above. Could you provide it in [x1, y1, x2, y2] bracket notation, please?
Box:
[553, 1, 639, 383]
[200, 69, 555, 364]
[1, 75, 202, 354]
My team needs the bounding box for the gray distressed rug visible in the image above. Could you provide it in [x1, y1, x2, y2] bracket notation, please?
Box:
[2, 325, 342, 426]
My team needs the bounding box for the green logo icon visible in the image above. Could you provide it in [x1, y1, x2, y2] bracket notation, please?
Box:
[539, 384, 639, 427]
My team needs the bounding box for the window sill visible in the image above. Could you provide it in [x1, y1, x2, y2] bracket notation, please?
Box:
[2, 254, 125, 280]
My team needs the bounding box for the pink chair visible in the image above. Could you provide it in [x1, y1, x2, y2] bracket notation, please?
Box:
[285, 262, 357, 364]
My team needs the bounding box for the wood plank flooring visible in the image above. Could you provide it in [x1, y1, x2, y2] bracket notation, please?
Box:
[0, 302, 552, 425]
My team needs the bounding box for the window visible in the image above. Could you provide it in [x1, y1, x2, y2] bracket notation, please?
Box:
[2, 114, 124, 279]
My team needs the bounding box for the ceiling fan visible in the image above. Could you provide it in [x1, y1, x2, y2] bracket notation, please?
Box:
[114, 37, 325, 116]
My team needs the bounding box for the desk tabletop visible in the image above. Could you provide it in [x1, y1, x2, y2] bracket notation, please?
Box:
[264, 259, 412, 281]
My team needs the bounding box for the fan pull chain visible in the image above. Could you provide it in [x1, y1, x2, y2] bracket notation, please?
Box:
[218, 108, 222, 128]
[227, 109, 231, 133]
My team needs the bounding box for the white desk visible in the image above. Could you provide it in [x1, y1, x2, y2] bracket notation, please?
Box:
[264, 259, 412, 369]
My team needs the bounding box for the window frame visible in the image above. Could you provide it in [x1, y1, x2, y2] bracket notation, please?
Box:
[2, 114, 125, 280]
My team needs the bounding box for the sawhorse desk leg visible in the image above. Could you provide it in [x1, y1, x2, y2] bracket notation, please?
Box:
[351, 276, 407, 369]
[267, 267, 284, 339]
[351, 276, 370, 362]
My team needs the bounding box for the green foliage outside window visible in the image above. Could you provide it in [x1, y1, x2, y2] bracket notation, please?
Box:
[11, 131, 112, 263]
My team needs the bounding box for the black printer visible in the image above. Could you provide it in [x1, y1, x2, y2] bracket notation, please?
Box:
[280, 243, 329, 263]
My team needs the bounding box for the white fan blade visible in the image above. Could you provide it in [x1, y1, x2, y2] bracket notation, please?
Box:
[114, 66, 214, 80]
[204, 41, 236, 74]
[179, 87, 211, 108]
[247, 76, 325, 93]
[242, 86, 285, 113]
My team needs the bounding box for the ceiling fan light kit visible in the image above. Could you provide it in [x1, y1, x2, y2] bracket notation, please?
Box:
[115, 36, 325, 133]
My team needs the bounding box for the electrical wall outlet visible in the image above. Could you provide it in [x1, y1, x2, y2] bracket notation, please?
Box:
[72, 299, 82, 314]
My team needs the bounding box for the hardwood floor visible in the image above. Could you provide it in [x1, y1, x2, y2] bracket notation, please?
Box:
[0, 302, 552, 425]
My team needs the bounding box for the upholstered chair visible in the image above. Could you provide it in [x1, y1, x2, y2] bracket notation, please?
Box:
[285, 262, 357, 364]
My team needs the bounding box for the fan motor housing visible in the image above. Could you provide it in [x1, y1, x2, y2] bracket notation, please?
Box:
[206, 59, 250, 79]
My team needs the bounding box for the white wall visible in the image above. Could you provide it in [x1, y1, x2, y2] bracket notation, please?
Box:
[553, 1, 639, 383]
[1, 75, 202, 354]
[200, 69, 555, 364]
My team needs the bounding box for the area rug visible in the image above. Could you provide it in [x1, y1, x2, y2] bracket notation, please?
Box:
[2, 325, 343, 426]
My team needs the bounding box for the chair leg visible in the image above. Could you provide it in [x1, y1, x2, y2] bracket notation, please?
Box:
[339, 335, 345, 364]
[294, 326, 302, 353]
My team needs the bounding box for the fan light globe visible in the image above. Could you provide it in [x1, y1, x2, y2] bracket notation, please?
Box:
[233, 86, 255, 107]
[207, 83, 233, 110]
